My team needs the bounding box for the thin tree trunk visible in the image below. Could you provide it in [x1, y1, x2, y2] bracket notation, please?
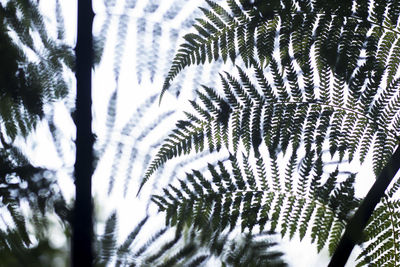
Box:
[72, 0, 94, 266]
[329, 145, 400, 266]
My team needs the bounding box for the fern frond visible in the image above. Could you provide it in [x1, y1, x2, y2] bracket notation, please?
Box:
[147, 51, 400, 188]
[6, 203, 30, 246]
[152, 153, 358, 253]
[99, 212, 118, 265]
[356, 194, 400, 266]
[144, 1, 400, 265]
[107, 213, 287, 266]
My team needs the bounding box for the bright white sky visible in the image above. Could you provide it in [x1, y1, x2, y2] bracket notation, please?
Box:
[14, 0, 400, 266]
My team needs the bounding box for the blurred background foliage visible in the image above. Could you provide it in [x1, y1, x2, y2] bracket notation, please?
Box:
[0, 0, 73, 265]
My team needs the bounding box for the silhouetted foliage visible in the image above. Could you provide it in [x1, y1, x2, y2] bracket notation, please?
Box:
[141, 0, 400, 265]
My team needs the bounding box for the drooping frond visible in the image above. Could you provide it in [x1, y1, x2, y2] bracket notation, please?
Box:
[95, 212, 287, 266]
[152, 153, 359, 253]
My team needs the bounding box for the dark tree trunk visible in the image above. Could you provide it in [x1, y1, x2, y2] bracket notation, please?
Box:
[329, 145, 400, 266]
[72, 0, 94, 266]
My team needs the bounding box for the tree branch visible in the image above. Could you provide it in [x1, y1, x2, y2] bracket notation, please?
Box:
[328, 145, 400, 266]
